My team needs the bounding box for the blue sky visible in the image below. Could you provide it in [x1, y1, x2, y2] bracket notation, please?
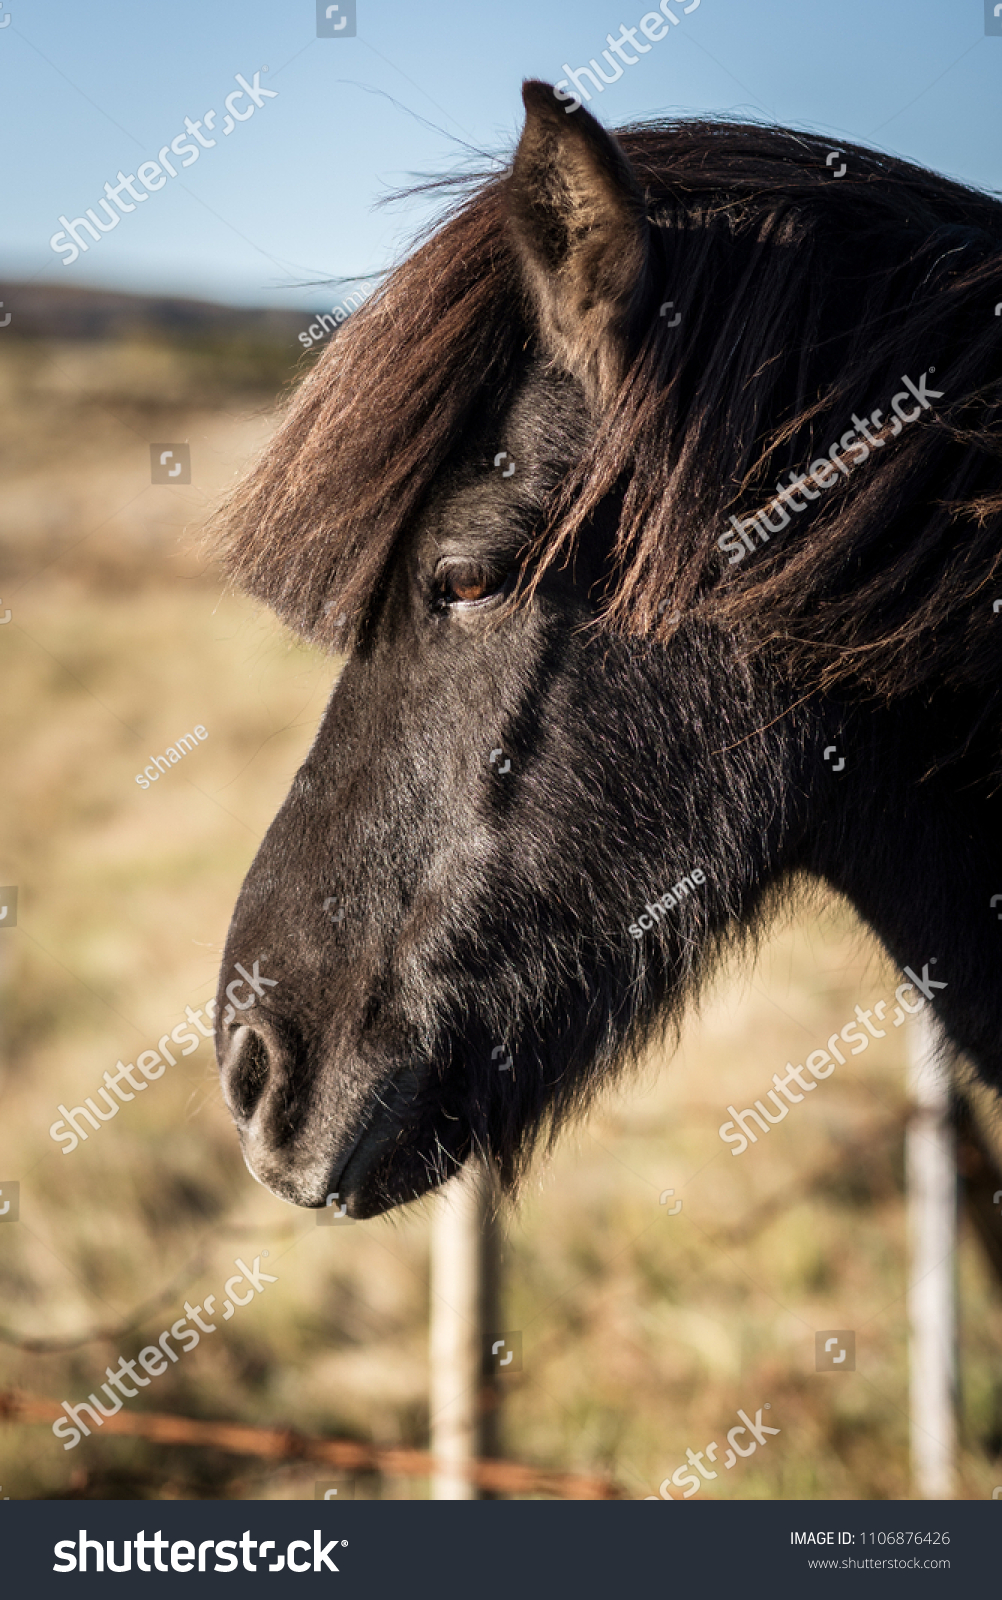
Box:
[3, 0, 1001, 310]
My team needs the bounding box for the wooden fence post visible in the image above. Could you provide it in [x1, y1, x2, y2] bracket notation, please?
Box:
[429, 1158, 500, 1499]
[906, 1007, 957, 1499]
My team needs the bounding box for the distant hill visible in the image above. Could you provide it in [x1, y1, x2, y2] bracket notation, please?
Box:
[0, 281, 312, 345]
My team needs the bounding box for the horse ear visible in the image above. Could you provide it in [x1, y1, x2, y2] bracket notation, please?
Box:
[508, 79, 654, 404]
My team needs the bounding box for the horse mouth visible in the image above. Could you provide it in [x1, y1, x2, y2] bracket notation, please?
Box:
[236, 1109, 456, 1219]
[322, 1118, 401, 1217]
[324, 1094, 469, 1220]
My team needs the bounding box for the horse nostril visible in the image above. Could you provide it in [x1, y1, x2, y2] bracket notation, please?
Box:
[225, 1025, 273, 1121]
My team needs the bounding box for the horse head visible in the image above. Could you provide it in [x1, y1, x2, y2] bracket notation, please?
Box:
[211, 83, 1002, 1216]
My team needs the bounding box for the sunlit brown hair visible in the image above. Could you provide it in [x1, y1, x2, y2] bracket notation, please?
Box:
[212, 117, 1002, 705]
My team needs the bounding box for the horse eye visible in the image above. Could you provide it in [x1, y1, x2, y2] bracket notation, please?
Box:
[438, 565, 508, 607]
[450, 575, 489, 603]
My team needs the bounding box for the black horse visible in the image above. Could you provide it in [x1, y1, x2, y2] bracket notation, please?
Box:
[211, 82, 1002, 1218]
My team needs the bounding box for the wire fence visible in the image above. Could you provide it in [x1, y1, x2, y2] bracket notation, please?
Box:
[0, 1390, 624, 1500]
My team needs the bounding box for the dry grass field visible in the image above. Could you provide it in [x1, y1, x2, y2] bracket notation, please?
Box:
[0, 312, 1000, 1500]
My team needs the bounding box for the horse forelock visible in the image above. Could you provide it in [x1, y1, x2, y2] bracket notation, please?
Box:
[210, 116, 1002, 714]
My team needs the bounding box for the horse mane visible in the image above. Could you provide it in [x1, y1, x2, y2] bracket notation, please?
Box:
[210, 116, 1002, 715]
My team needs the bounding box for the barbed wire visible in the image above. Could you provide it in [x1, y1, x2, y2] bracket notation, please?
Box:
[0, 1390, 624, 1500]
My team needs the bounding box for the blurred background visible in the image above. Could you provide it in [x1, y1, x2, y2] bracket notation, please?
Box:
[1, 0, 1001, 1501]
